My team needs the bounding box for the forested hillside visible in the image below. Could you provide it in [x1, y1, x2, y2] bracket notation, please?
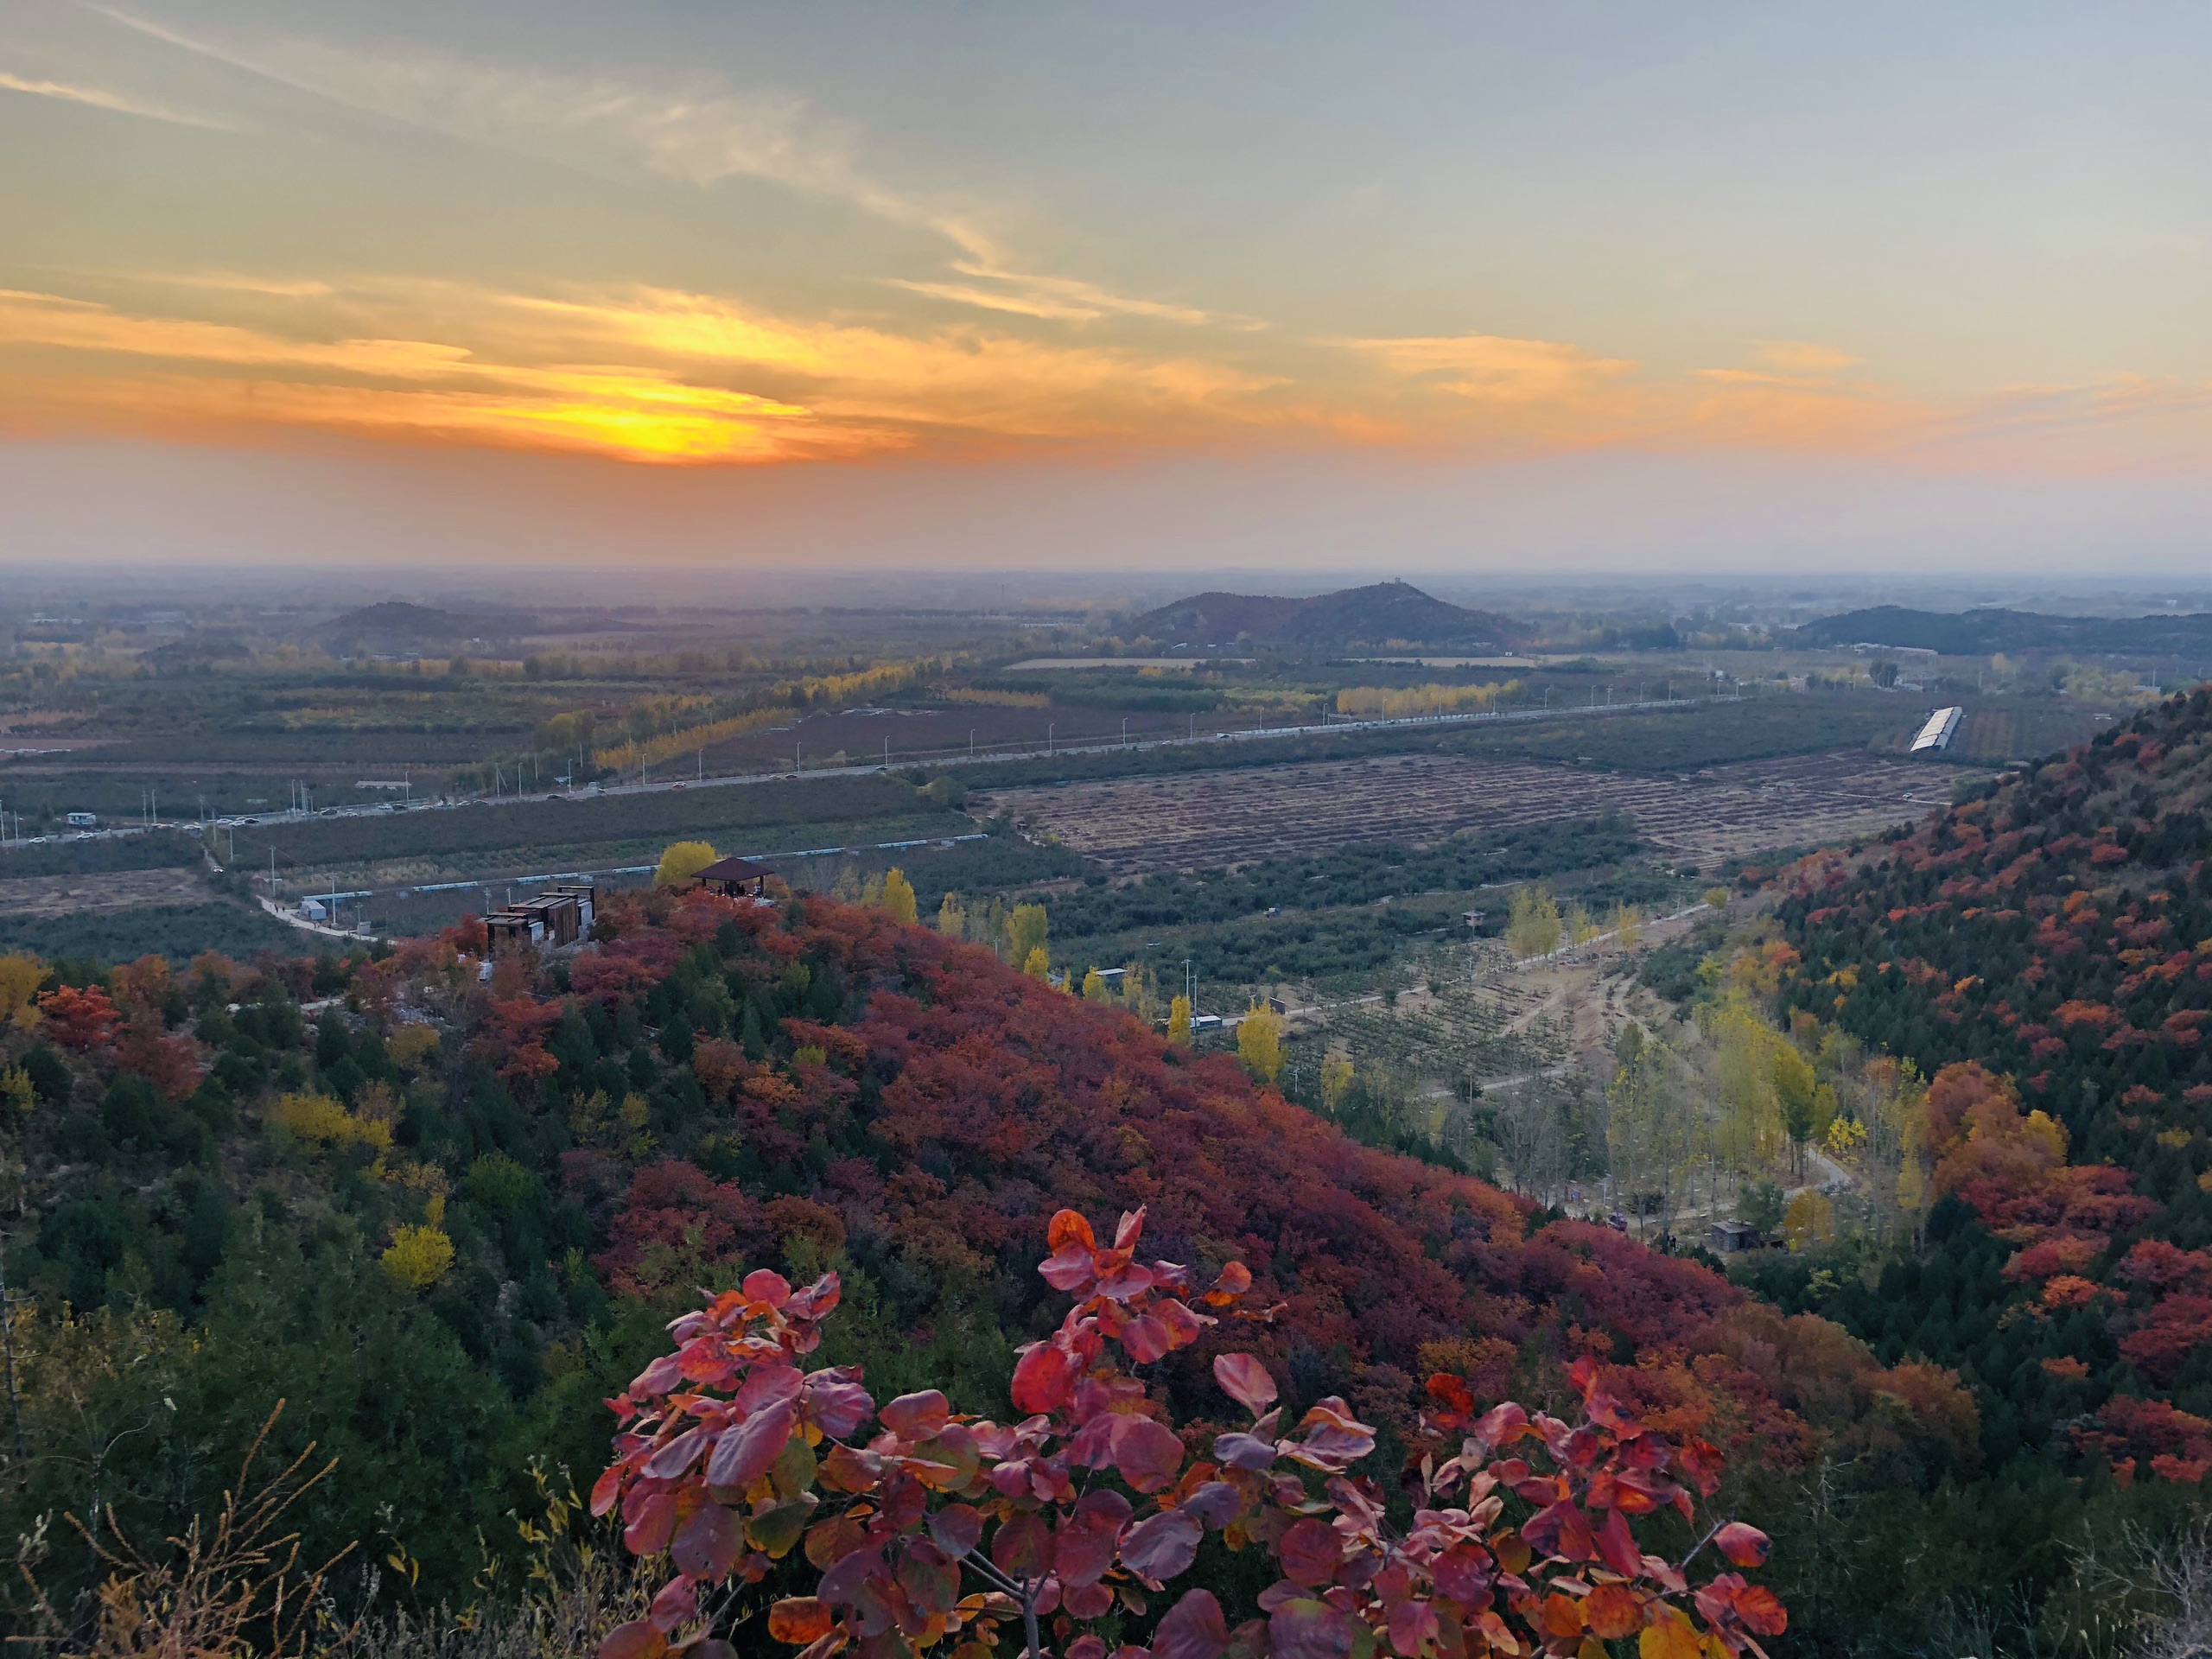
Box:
[2, 882, 1980, 1650]
[1769, 685, 2212, 1485]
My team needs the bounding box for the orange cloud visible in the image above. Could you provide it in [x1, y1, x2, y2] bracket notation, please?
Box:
[1335, 333, 1637, 407]
[3, 276, 2204, 474]
[0, 279, 1290, 461]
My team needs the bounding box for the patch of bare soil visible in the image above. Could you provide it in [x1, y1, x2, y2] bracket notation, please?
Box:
[0, 867, 212, 918]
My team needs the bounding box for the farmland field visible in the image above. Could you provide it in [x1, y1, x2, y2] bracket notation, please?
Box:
[973, 748, 1962, 874]
[0, 865, 211, 918]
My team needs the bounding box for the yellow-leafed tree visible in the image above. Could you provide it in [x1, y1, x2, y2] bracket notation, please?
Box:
[0, 953, 42, 1029]
[1506, 885, 1562, 959]
[382, 1222, 455, 1290]
[1320, 1051, 1354, 1112]
[882, 867, 918, 925]
[937, 892, 966, 938]
[1167, 995, 1192, 1047]
[1081, 968, 1109, 1002]
[655, 840, 719, 889]
[1007, 902, 1049, 968]
[273, 1091, 391, 1154]
[1021, 945, 1050, 981]
[388, 1022, 442, 1074]
[1237, 1002, 1283, 1086]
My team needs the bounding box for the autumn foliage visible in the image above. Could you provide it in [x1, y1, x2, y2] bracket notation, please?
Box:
[593, 1205, 1785, 1659]
[1777, 685, 2212, 1485]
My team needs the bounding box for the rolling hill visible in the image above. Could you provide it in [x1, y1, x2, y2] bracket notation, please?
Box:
[1770, 684, 2212, 1479]
[0, 880, 1970, 1632]
[1790, 605, 2212, 658]
[314, 600, 539, 649]
[1127, 580, 1528, 651]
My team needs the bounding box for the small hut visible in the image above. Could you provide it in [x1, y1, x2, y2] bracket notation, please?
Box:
[696, 856, 772, 898]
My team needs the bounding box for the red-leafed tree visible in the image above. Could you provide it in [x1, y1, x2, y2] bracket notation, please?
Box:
[36, 983, 120, 1051]
[591, 1206, 1784, 1659]
[113, 1015, 202, 1104]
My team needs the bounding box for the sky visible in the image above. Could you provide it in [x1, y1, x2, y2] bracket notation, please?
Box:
[2, 1, 2209, 573]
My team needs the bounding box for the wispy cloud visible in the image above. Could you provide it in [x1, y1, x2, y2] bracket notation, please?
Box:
[895, 260, 1254, 330]
[1756, 341, 1861, 374]
[90, 7, 979, 248]
[86, 9, 1240, 334]
[1335, 333, 1637, 406]
[0, 67, 246, 130]
[882, 281, 1109, 324]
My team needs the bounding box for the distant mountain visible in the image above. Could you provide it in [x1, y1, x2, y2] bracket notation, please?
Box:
[315, 601, 537, 648]
[1790, 606, 2212, 658]
[1128, 581, 1527, 651]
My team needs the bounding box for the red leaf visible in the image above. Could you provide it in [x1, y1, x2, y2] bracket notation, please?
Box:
[1122, 1313, 1170, 1362]
[1056, 1488, 1133, 1586]
[600, 1619, 668, 1659]
[1203, 1261, 1253, 1306]
[1115, 1206, 1147, 1249]
[742, 1268, 791, 1308]
[1596, 1505, 1643, 1580]
[703, 1401, 793, 1491]
[1040, 1247, 1099, 1292]
[1049, 1210, 1097, 1252]
[1696, 1573, 1789, 1637]
[1154, 1588, 1231, 1659]
[928, 1503, 983, 1558]
[1276, 1516, 1340, 1587]
[648, 1573, 697, 1634]
[1714, 1522, 1772, 1568]
[1010, 1341, 1079, 1415]
[590, 1462, 625, 1518]
[1472, 1402, 1529, 1448]
[731, 1364, 804, 1416]
[1213, 1431, 1278, 1471]
[1213, 1353, 1279, 1417]
[896, 1540, 961, 1615]
[1522, 1498, 1596, 1561]
[1179, 1480, 1242, 1527]
[1429, 1543, 1492, 1603]
[1269, 1597, 1357, 1659]
[645, 1427, 714, 1481]
[1119, 1507, 1202, 1582]
[798, 1367, 874, 1439]
[992, 1512, 1052, 1579]
[624, 1492, 677, 1557]
[1389, 1598, 1440, 1657]
[879, 1390, 950, 1440]
[671, 1501, 741, 1582]
[1112, 1416, 1186, 1493]
[1585, 1583, 1645, 1640]
[767, 1598, 834, 1643]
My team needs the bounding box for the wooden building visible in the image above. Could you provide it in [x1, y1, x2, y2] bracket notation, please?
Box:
[484, 882, 597, 950]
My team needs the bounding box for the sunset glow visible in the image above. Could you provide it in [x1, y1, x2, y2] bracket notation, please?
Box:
[3, 2, 2207, 564]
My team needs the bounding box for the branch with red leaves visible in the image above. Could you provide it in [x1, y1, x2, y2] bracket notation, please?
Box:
[590, 1207, 1786, 1659]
